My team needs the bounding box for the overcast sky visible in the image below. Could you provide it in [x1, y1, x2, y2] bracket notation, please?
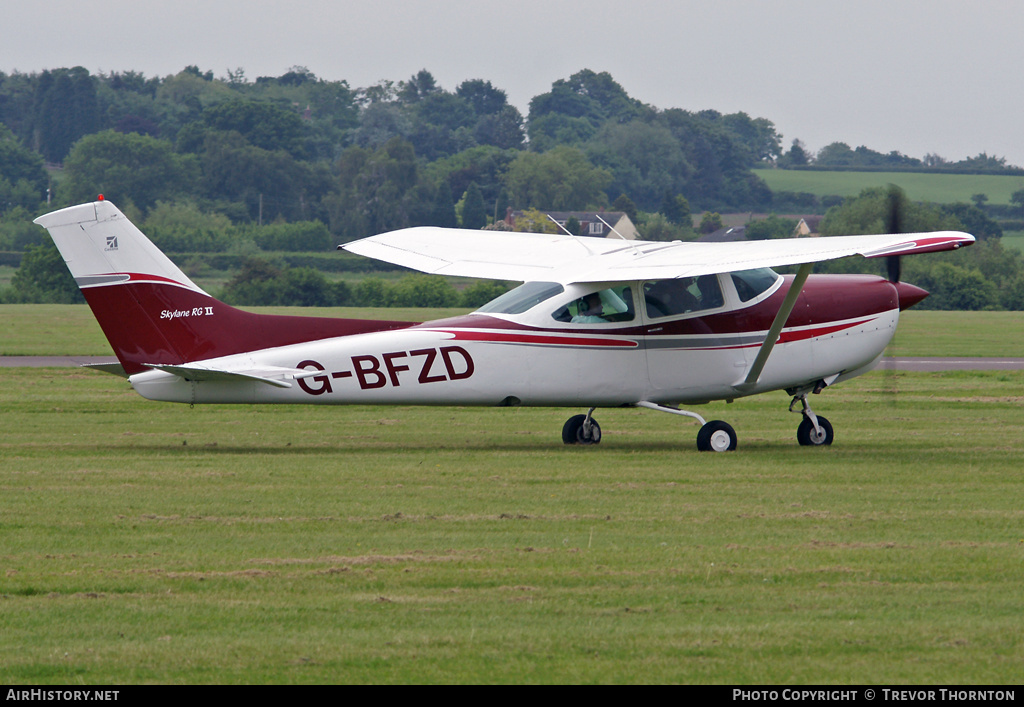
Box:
[4, 0, 1022, 166]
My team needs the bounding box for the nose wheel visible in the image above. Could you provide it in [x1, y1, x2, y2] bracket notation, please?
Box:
[797, 415, 833, 446]
[791, 393, 834, 446]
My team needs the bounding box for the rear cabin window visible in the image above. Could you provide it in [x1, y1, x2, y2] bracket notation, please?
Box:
[643, 276, 724, 319]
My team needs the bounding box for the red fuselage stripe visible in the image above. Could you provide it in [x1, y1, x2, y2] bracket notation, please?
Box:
[429, 329, 639, 348]
[776, 318, 869, 344]
[427, 317, 874, 350]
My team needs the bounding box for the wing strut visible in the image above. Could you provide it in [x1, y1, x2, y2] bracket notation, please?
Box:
[734, 262, 813, 392]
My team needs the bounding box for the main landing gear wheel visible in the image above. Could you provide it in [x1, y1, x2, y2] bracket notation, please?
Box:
[697, 420, 738, 452]
[797, 415, 834, 446]
[562, 413, 602, 445]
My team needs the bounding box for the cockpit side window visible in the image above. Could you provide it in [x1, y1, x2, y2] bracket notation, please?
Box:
[643, 276, 724, 319]
[730, 268, 780, 302]
[552, 285, 635, 323]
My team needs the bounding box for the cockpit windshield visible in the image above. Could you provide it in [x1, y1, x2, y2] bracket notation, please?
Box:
[730, 268, 780, 302]
[476, 281, 564, 315]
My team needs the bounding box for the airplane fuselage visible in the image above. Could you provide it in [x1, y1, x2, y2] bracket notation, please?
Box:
[127, 273, 910, 408]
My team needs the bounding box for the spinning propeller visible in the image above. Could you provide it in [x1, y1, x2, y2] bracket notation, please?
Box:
[882, 185, 907, 403]
[885, 184, 904, 283]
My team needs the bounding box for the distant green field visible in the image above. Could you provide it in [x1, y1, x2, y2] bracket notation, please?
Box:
[0, 304, 455, 356]
[1001, 231, 1024, 252]
[3, 305, 1022, 359]
[754, 168, 1024, 205]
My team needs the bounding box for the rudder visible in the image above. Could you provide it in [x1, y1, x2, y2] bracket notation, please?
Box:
[34, 199, 416, 376]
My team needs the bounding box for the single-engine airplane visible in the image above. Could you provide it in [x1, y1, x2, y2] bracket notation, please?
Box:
[34, 198, 973, 450]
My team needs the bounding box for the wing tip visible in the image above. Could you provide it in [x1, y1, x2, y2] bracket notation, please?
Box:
[863, 231, 975, 258]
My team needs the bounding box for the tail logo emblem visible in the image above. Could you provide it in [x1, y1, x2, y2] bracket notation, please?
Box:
[105, 236, 118, 251]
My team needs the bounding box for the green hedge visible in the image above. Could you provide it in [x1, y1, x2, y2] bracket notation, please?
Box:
[168, 251, 408, 273]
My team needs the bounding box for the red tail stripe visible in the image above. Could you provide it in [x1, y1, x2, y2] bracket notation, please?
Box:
[83, 272, 195, 289]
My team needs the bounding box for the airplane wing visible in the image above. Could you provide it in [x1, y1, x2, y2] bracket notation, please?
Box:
[343, 227, 974, 284]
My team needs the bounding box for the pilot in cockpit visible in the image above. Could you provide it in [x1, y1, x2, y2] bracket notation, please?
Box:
[571, 292, 607, 323]
[568, 288, 632, 323]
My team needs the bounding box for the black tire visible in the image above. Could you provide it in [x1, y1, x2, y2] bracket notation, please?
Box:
[797, 415, 834, 446]
[562, 414, 601, 445]
[696, 420, 737, 452]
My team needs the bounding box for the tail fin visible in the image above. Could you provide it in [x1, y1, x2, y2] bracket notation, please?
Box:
[34, 199, 413, 375]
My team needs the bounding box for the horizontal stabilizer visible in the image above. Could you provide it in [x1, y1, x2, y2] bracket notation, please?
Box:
[142, 363, 318, 389]
[83, 362, 129, 378]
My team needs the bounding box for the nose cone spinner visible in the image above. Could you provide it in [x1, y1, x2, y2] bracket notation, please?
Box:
[894, 281, 929, 310]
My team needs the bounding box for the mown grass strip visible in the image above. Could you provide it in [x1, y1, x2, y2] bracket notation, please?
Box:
[1, 368, 1022, 683]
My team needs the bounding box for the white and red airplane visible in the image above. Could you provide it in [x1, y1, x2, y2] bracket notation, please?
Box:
[34, 198, 973, 451]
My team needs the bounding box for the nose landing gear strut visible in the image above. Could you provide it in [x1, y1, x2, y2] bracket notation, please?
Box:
[790, 392, 834, 446]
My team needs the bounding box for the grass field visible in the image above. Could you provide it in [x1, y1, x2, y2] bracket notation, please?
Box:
[1, 366, 1022, 684]
[754, 168, 1024, 205]
[3, 305, 1024, 358]
[2, 305, 1023, 683]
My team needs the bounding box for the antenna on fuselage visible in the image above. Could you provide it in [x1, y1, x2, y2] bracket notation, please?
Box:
[546, 214, 597, 255]
[547, 214, 575, 237]
[595, 213, 641, 256]
[594, 213, 627, 241]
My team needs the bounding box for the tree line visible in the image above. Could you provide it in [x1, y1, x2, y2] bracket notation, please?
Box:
[0, 64, 806, 241]
[2, 65, 1022, 310]
[778, 139, 1023, 174]
[4, 65, 1019, 226]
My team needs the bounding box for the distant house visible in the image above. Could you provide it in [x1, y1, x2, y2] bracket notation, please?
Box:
[699, 226, 747, 242]
[699, 215, 823, 242]
[793, 216, 823, 237]
[508, 210, 640, 240]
